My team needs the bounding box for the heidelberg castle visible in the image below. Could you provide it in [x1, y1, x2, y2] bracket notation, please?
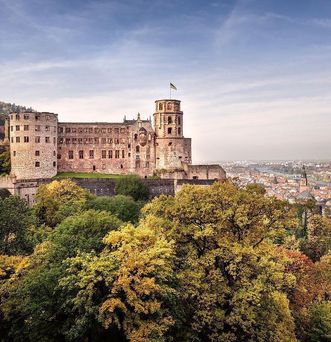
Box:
[1, 98, 226, 181]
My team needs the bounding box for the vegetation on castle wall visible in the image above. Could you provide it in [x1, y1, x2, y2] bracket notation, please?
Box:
[0, 179, 330, 341]
[0, 150, 10, 175]
[115, 174, 149, 201]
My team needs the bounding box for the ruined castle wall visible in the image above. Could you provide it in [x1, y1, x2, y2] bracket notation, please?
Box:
[9, 112, 58, 180]
[155, 137, 191, 169]
[57, 120, 156, 177]
[186, 164, 226, 180]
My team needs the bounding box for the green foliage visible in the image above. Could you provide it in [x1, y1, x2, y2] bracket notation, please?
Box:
[33, 179, 91, 227]
[309, 302, 331, 342]
[115, 175, 149, 201]
[0, 188, 11, 199]
[0, 150, 10, 175]
[0, 196, 35, 255]
[0, 210, 122, 341]
[86, 195, 141, 223]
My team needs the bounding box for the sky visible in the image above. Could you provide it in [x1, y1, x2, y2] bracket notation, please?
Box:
[0, 0, 331, 162]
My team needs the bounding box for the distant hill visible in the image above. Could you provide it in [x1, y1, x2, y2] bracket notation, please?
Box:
[0, 101, 34, 139]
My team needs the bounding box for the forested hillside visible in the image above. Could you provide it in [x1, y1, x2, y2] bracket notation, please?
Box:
[0, 101, 34, 139]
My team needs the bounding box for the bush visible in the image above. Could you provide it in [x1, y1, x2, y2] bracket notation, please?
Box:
[86, 195, 141, 223]
[115, 175, 149, 201]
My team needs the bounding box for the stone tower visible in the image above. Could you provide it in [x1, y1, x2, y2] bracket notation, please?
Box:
[154, 99, 191, 169]
[9, 112, 58, 179]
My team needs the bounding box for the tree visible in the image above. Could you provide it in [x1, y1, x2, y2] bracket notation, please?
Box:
[33, 179, 91, 227]
[141, 182, 298, 341]
[86, 195, 141, 223]
[309, 302, 331, 342]
[300, 214, 331, 261]
[1, 210, 122, 341]
[0, 150, 10, 175]
[0, 196, 35, 255]
[115, 175, 149, 201]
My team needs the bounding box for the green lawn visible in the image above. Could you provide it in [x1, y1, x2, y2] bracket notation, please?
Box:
[54, 172, 124, 179]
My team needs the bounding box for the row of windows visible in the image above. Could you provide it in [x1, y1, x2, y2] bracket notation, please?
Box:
[157, 102, 180, 111]
[10, 114, 53, 121]
[58, 127, 127, 134]
[11, 136, 56, 144]
[10, 125, 56, 132]
[58, 137, 129, 145]
[166, 127, 181, 135]
[35, 161, 56, 167]
[12, 150, 56, 157]
[62, 150, 128, 160]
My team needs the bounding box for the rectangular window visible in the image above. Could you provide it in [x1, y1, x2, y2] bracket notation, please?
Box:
[35, 115, 40, 120]
[46, 125, 50, 131]
[53, 137, 56, 144]
[89, 128, 93, 133]
[16, 125, 20, 131]
[89, 150, 94, 159]
[114, 128, 119, 134]
[122, 150, 125, 158]
[58, 137, 63, 144]
[35, 151, 40, 156]
[24, 114, 29, 120]
[72, 138, 77, 144]
[101, 128, 106, 133]
[102, 150, 107, 159]
[35, 136, 40, 143]
[79, 150, 84, 159]
[15, 114, 20, 120]
[107, 128, 112, 133]
[107, 138, 113, 144]
[88, 138, 93, 144]
[13, 151, 16, 157]
[108, 150, 113, 159]
[115, 150, 120, 158]
[65, 127, 71, 133]
[65, 138, 70, 144]
[24, 125, 29, 131]
[78, 138, 83, 144]
[46, 115, 50, 121]
[94, 128, 100, 133]
[24, 136, 29, 143]
[11, 137, 13, 143]
[35, 161, 40, 167]
[10, 126, 13, 131]
[45, 137, 50, 143]
[101, 138, 106, 144]
[78, 128, 83, 133]
[15, 137, 20, 143]
[68, 151, 74, 159]
[35, 125, 41, 131]
[94, 138, 99, 144]
[58, 127, 63, 133]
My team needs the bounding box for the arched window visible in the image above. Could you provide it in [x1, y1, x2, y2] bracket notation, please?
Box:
[134, 134, 138, 140]
[136, 145, 140, 153]
[159, 103, 163, 110]
[168, 116, 172, 124]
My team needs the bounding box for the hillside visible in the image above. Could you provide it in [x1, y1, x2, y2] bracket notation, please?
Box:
[0, 101, 34, 139]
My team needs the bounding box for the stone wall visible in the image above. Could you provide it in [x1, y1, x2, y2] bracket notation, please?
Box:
[0, 176, 221, 206]
[57, 118, 156, 178]
[9, 112, 58, 179]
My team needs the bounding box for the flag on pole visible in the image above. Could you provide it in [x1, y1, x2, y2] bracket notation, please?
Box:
[170, 82, 177, 91]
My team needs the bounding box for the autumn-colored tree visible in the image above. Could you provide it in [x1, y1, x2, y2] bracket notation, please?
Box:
[60, 222, 175, 341]
[141, 182, 298, 341]
[300, 214, 331, 261]
[33, 179, 91, 227]
[283, 250, 331, 341]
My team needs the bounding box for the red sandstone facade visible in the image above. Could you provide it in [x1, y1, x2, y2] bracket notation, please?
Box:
[5, 99, 226, 180]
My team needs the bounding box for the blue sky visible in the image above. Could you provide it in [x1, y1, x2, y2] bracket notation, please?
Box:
[1, 0, 331, 161]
